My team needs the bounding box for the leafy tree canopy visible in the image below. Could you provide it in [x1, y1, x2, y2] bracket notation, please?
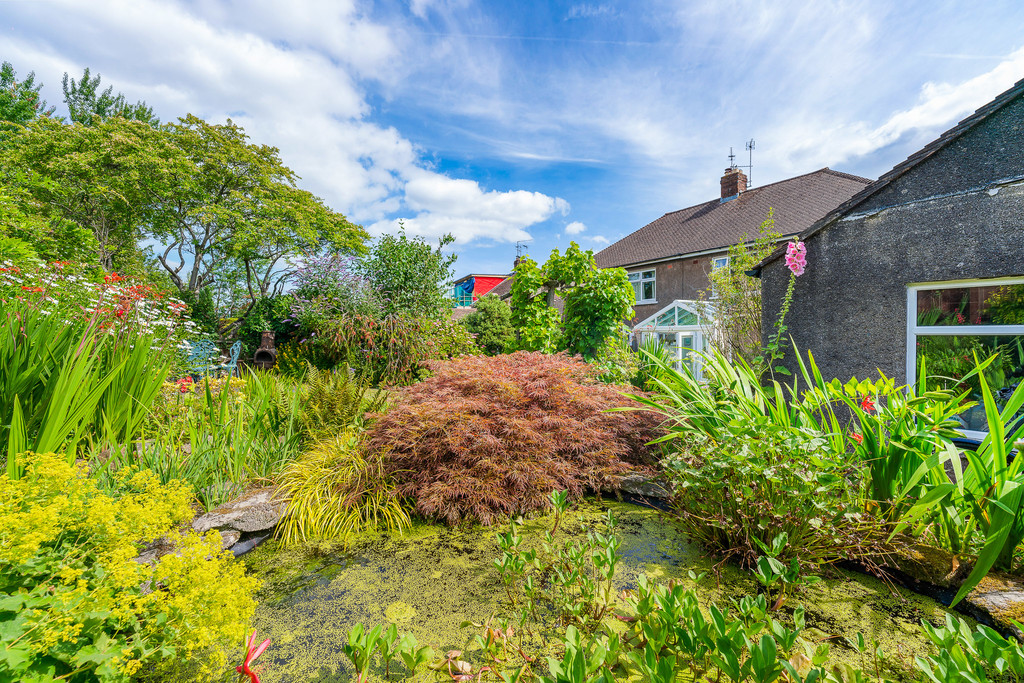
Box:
[0, 61, 56, 130]
[61, 67, 159, 126]
[2, 115, 181, 270]
[510, 242, 634, 359]
[359, 227, 456, 320]
[150, 115, 367, 308]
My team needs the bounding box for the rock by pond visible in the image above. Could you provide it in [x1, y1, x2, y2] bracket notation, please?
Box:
[241, 500, 964, 682]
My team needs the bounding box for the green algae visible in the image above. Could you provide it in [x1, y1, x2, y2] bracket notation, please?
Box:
[243, 500, 963, 682]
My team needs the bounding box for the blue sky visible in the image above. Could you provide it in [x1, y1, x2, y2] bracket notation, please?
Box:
[3, 0, 1024, 279]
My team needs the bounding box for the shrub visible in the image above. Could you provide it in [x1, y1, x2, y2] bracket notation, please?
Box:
[461, 294, 514, 355]
[358, 228, 456, 320]
[313, 314, 476, 386]
[288, 254, 380, 335]
[364, 352, 664, 525]
[591, 325, 638, 385]
[664, 420, 890, 571]
[509, 243, 634, 359]
[0, 453, 257, 681]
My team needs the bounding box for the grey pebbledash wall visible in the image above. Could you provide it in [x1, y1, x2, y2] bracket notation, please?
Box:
[760, 93, 1024, 385]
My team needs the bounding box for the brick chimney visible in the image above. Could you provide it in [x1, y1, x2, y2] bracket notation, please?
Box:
[720, 167, 747, 199]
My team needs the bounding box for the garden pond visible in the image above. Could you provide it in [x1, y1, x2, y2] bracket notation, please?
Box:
[243, 499, 965, 682]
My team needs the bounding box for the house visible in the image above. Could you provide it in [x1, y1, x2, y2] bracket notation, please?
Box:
[755, 77, 1024, 437]
[450, 272, 508, 320]
[593, 166, 871, 366]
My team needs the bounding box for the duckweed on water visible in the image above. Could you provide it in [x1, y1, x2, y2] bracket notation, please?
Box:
[243, 500, 962, 682]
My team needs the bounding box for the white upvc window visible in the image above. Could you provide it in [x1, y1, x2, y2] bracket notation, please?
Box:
[628, 269, 656, 304]
[906, 277, 1024, 439]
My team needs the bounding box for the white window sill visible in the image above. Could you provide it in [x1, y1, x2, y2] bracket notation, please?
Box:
[636, 299, 657, 305]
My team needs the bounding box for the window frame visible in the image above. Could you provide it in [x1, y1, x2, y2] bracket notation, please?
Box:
[906, 276, 1024, 438]
[628, 268, 657, 304]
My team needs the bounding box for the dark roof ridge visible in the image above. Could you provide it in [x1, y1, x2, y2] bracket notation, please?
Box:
[756, 76, 1024, 272]
[636, 167, 867, 224]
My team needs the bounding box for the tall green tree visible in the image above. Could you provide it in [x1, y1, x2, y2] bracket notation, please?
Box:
[0, 62, 56, 129]
[148, 115, 367, 327]
[2, 116, 181, 269]
[359, 227, 456, 319]
[62, 67, 158, 126]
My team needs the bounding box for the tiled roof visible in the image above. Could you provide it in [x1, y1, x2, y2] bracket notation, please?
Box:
[757, 76, 1024, 271]
[594, 168, 871, 269]
[487, 276, 514, 299]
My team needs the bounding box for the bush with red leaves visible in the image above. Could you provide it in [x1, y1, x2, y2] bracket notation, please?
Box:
[364, 351, 664, 525]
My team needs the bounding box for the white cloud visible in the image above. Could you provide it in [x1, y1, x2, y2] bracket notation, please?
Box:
[0, 0, 568, 246]
[565, 221, 586, 235]
[590, 235, 610, 245]
[775, 45, 1024, 170]
[370, 173, 569, 243]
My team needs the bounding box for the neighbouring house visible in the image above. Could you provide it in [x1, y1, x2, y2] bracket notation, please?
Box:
[755, 77, 1024, 438]
[593, 166, 871, 371]
[450, 272, 508, 320]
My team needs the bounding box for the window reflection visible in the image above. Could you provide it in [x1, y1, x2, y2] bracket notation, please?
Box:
[917, 334, 1024, 432]
[917, 284, 1024, 326]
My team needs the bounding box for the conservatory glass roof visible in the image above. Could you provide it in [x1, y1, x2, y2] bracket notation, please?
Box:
[633, 300, 707, 331]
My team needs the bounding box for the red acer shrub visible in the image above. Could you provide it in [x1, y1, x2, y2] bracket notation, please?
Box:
[364, 351, 663, 525]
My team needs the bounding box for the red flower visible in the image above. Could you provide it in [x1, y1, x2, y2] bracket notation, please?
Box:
[20, 286, 44, 293]
[850, 431, 864, 445]
[236, 630, 271, 683]
[860, 395, 875, 412]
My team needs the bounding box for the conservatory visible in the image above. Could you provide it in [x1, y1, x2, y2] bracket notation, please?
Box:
[632, 300, 712, 378]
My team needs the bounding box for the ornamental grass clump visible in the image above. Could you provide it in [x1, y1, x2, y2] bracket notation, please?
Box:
[0, 452, 258, 682]
[364, 352, 664, 525]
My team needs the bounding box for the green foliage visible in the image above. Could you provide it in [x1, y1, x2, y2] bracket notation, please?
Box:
[152, 115, 367, 303]
[509, 243, 635, 360]
[179, 287, 220, 336]
[700, 209, 780, 366]
[61, 67, 158, 127]
[106, 371, 304, 511]
[591, 325, 639, 385]
[236, 294, 295, 353]
[509, 254, 563, 353]
[0, 452, 258, 681]
[0, 304, 171, 478]
[462, 293, 515, 355]
[916, 613, 1024, 682]
[2, 115, 180, 270]
[0, 61, 56, 130]
[633, 337, 674, 389]
[359, 227, 456, 320]
[295, 364, 388, 442]
[312, 314, 477, 387]
[664, 415, 889, 572]
[988, 284, 1024, 325]
[365, 352, 663, 525]
[275, 433, 410, 546]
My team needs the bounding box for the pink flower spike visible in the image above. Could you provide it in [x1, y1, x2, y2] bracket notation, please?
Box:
[785, 240, 807, 276]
